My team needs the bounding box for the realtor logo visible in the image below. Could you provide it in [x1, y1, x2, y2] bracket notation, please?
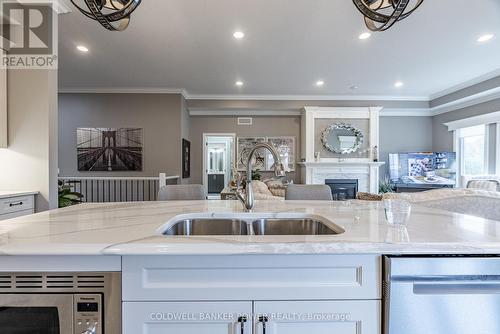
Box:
[1, 0, 58, 68]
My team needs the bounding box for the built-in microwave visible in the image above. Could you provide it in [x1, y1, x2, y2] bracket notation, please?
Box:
[0, 272, 121, 334]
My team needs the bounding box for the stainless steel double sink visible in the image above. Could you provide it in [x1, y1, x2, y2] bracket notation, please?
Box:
[161, 215, 344, 236]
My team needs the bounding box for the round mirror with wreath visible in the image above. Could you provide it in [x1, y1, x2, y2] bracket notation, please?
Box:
[321, 122, 364, 154]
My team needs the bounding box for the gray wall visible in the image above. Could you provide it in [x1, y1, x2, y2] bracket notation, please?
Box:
[314, 118, 370, 159]
[189, 115, 433, 184]
[58, 94, 436, 186]
[189, 115, 302, 184]
[379, 116, 434, 179]
[0, 69, 58, 211]
[58, 93, 184, 178]
[189, 100, 435, 184]
[430, 75, 500, 108]
[432, 97, 500, 152]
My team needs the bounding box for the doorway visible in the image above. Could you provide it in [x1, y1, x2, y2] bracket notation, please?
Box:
[203, 134, 236, 199]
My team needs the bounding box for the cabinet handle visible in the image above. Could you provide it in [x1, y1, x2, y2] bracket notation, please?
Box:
[237, 316, 247, 334]
[258, 316, 268, 334]
[9, 202, 23, 207]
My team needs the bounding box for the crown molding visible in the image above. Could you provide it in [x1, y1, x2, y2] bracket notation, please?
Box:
[52, 0, 73, 14]
[58, 87, 428, 101]
[189, 107, 433, 117]
[430, 86, 500, 116]
[429, 68, 500, 101]
[185, 94, 429, 101]
[58, 87, 189, 99]
[12, 0, 72, 14]
[380, 108, 433, 117]
[444, 111, 500, 131]
[189, 108, 301, 116]
[58, 81, 500, 118]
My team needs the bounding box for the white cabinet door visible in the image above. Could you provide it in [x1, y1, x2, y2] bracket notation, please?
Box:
[254, 300, 380, 334]
[123, 301, 252, 334]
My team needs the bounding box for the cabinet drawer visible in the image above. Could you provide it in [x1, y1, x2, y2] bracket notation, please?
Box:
[123, 255, 381, 301]
[0, 196, 34, 215]
[123, 301, 252, 334]
[255, 300, 381, 334]
[0, 209, 33, 221]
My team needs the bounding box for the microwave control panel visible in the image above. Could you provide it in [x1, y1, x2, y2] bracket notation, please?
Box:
[74, 294, 102, 334]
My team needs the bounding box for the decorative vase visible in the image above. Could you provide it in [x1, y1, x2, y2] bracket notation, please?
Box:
[372, 146, 379, 162]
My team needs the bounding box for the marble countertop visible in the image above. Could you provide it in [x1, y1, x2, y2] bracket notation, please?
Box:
[0, 191, 39, 199]
[0, 200, 499, 255]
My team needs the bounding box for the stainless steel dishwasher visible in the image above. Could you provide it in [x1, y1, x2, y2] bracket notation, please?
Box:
[384, 256, 500, 334]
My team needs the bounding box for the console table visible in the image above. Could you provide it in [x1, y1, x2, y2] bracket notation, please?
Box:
[220, 187, 237, 200]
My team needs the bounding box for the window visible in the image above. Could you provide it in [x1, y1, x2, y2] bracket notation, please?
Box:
[458, 125, 487, 176]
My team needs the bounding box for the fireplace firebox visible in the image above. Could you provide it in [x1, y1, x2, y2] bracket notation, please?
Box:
[325, 179, 358, 200]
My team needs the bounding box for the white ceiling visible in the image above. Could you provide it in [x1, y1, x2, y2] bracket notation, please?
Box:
[58, 0, 500, 99]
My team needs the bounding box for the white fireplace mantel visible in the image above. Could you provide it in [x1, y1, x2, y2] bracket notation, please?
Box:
[299, 161, 385, 194]
[299, 106, 385, 194]
[301, 106, 382, 163]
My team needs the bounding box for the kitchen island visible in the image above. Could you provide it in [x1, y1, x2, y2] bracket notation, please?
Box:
[0, 200, 499, 334]
[0, 200, 499, 255]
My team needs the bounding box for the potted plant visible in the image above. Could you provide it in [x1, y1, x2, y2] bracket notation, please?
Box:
[251, 169, 262, 181]
[379, 177, 395, 194]
[58, 180, 84, 208]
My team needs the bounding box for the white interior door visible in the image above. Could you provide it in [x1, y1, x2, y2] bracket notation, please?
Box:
[208, 143, 227, 175]
[203, 134, 235, 196]
[254, 300, 380, 334]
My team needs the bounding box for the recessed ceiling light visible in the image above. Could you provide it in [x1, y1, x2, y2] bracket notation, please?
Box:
[477, 34, 494, 43]
[358, 32, 371, 40]
[316, 80, 325, 87]
[394, 81, 404, 88]
[235, 81, 244, 87]
[350, 85, 359, 90]
[233, 31, 245, 39]
[76, 45, 89, 53]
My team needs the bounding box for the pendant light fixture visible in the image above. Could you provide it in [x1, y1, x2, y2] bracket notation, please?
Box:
[70, 0, 142, 31]
[352, 0, 424, 31]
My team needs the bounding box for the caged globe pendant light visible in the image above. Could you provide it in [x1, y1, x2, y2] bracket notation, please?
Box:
[70, 0, 142, 31]
[352, 0, 424, 31]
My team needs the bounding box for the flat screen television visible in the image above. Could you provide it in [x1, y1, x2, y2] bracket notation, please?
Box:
[388, 152, 457, 186]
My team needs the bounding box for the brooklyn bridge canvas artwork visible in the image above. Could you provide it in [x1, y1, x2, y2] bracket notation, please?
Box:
[77, 128, 143, 171]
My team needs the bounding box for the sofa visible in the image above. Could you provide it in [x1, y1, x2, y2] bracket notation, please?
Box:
[383, 188, 500, 222]
[464, 176, 500, 192]
[252, 180, 286, 200]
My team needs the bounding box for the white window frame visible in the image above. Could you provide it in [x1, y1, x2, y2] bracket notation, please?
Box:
[445, 112, 500, 187]
[453, 125, 489, 186]
[496, 122, 500, 175]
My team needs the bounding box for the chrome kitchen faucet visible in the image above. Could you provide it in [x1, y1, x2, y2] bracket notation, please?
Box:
[236, 142, 286, 211]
